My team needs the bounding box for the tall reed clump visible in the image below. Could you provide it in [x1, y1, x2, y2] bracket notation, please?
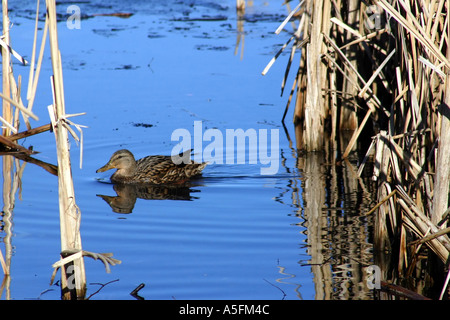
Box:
[1, 0, 120, 299]
[0, 0, 87, 299]
[0, 0, 36, 296]
[265, 0, 450, 297]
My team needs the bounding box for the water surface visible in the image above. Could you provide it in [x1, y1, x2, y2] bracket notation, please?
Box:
[1, 0, 375, 300]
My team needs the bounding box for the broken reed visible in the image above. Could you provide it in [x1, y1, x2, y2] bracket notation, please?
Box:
[265, 0, 450, 286]
[46, 0, 88, 299]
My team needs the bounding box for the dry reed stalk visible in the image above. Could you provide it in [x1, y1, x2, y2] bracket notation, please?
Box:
[381, 281, 431, 300]
[0, 39, 28, 66]
[281, 21, 303, 97]
[45, 0, 86, 299]
[2, 0, 11, 136]
[0, 135, 33, 154]
[27, 1, 48, 116]
[26, 0, 40, 102]
[262, 35, 296, 76]
[6, 123, 51, 141]
[322, 33, 384, 110]
[440, 270, 450, 300]
[398, 199, 450, 262]
[275, 0, 303, 35]
[10, 74, 21, 130]
[431, 46, 450, 225]
[363, 189, 397, 216]
[397, 186, 450, 254]
[282, 63, 303, 123]
[0, 0, 38, 140]
[301, 0, 328, 151]
[0, 91, 38, 122]
[336, 0, 360, 131]
[264, 1, 331, 150]
[411, 226, 450, 246]
[339, 28, 389, 50]
[342, 106, 373, 159]
[376, 0, 450, 68]
[358, 49, 395, 98]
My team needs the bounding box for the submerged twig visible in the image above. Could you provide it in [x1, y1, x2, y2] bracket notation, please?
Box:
[263, 278, 287, 300]
[86, 279, 120, 300]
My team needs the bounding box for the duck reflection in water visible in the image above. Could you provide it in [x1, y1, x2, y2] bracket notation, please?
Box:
[97, 182, 201, 214]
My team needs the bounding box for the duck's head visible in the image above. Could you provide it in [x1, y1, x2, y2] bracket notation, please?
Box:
[96, 149, 137, 176]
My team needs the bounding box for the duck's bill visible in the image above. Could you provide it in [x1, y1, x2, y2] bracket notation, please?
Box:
[96, 163, 113, 173]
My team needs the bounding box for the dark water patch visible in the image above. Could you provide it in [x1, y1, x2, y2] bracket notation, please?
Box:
[92, 28, 116, 37]
[64, 59, 87, 71]
[220, 23, 233, 30]
[195, 44, 229, 51]
[242, 13, 287, 23]
[55, 0, 91, 4]
[132, 122, 154, 128]
[92, 25, 136, 37]
[171, 15, 228, 22]
[175, 0, 229, 12]
[147, 32, 165, 39]
[114, 64, 140, 70]
[256, 119, 280, 127]
[171, 26, 196, 32]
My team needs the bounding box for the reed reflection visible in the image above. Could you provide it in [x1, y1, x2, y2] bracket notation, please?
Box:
[0, 150, 88, 299]
[0, 150, 124, 300]
[280, 124, 377, 299]
[97, 182, 202, 214]
[0, 155, 21, 300]
[1, 151, 56, 298]
[235, 0, 245, 60]
[1, 152, 57, 299]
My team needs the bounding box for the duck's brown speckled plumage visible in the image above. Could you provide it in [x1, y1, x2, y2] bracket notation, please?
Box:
[96, 149, 206, 184]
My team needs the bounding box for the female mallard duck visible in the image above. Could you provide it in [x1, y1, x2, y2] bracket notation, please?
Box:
[96, 149, 206, 184]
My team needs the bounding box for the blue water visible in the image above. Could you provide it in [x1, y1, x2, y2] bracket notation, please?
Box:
[1, 0, 373, 300]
